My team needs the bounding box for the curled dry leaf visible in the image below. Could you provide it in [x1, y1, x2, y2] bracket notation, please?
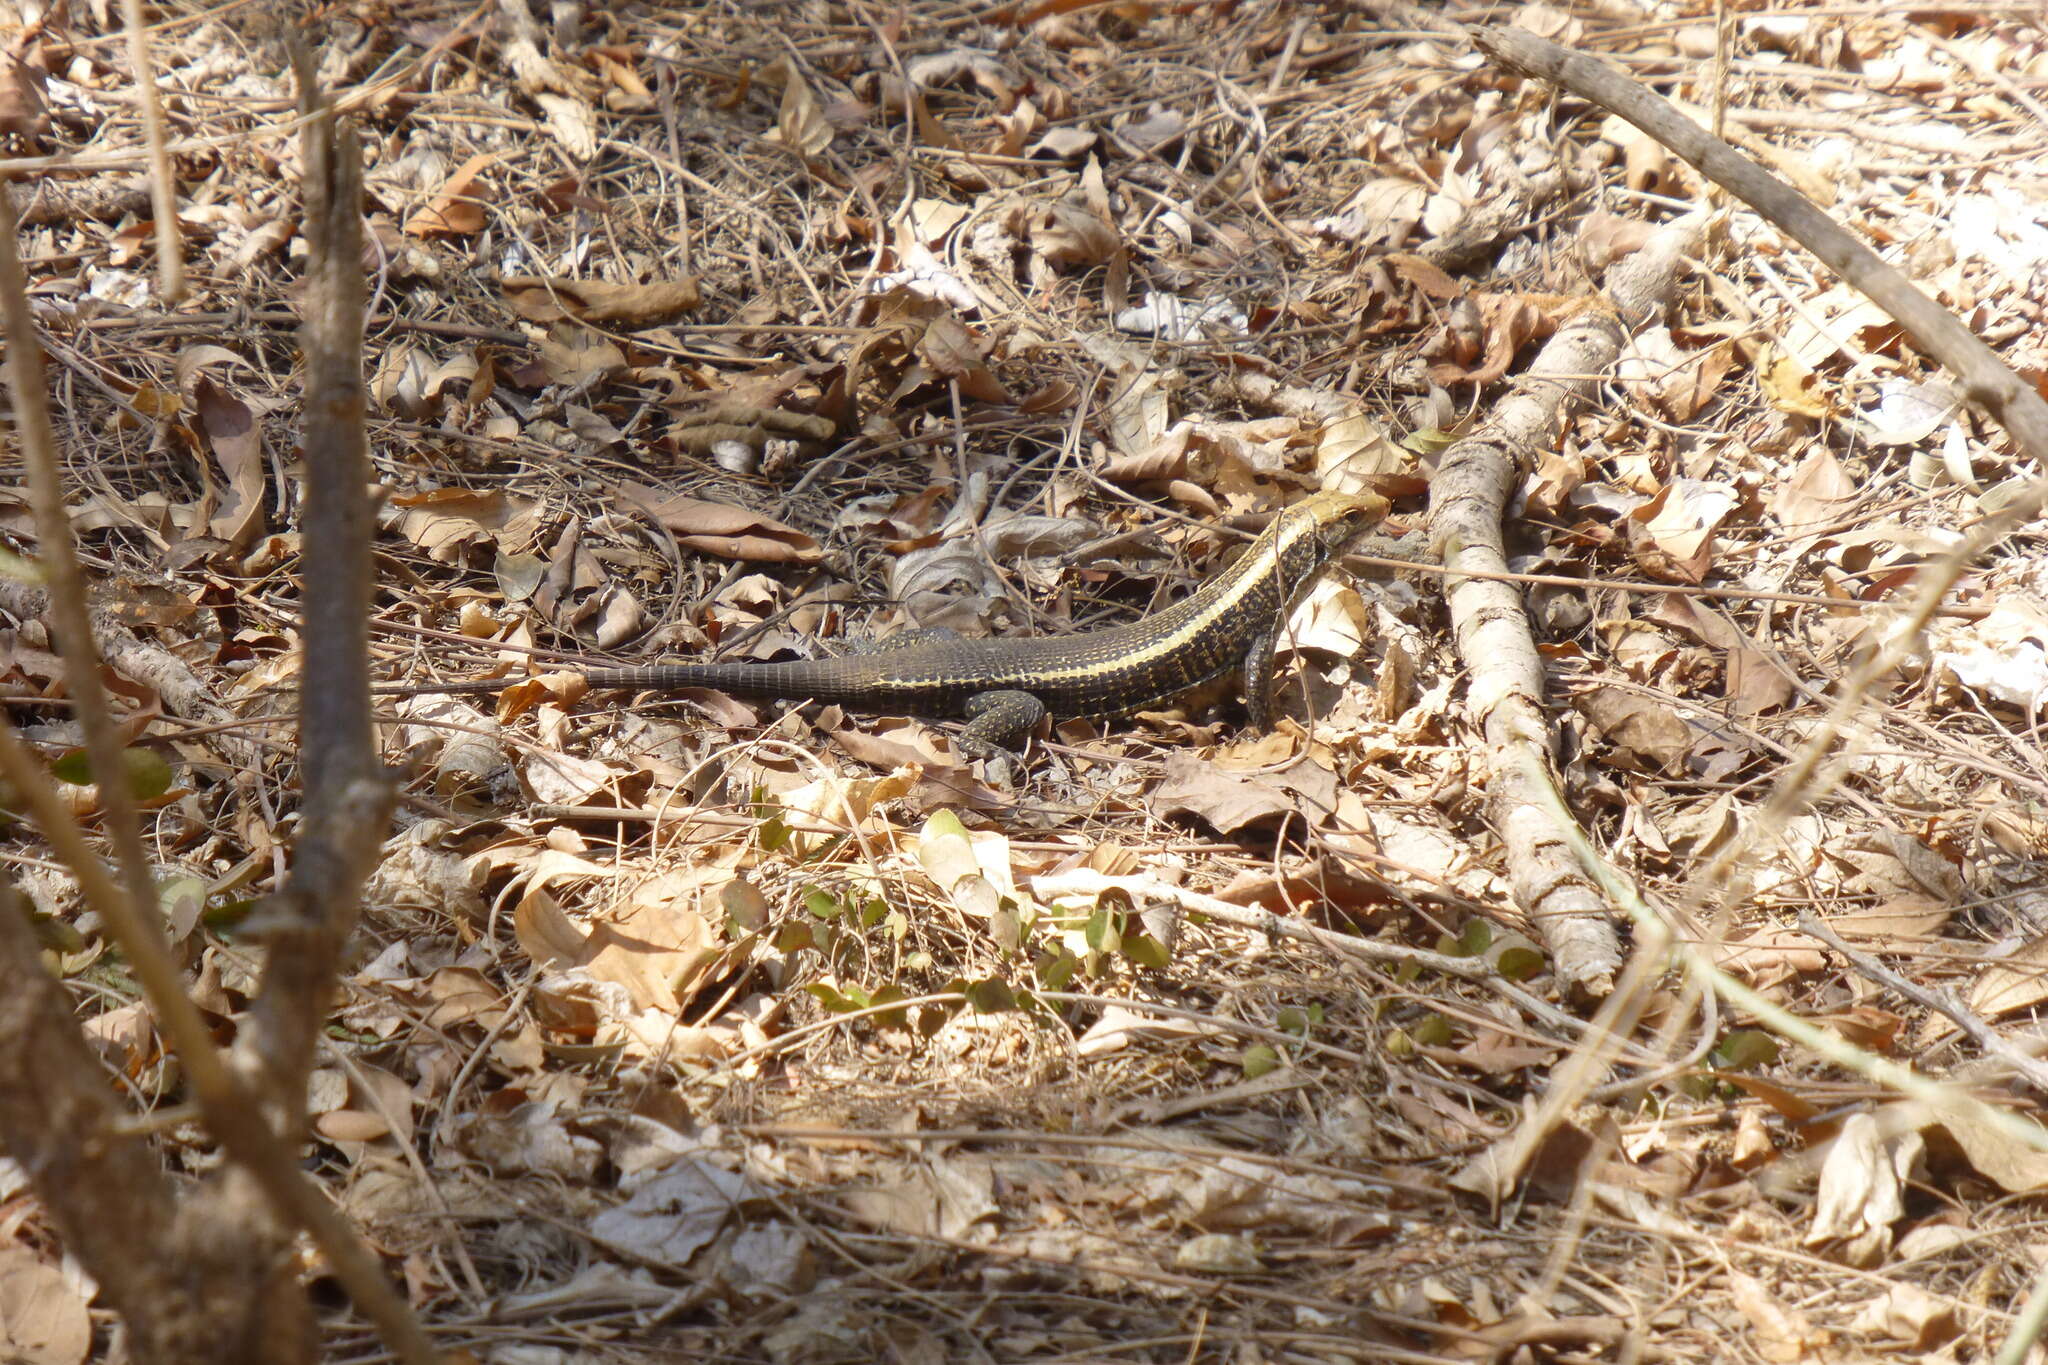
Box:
[534, 90, 598, 160]
[500, 273, 702, 326]
[0, 26, 49, 149]
[191, 376, 267, 555]
[1313, 177, 1427, 245]
[384, 487, 541, 562]
[1575, 686, 1696, 774]
[1962, 932, 2048, 1025]
[514, 868, 724, 1014]
[1023, 197, 1119, 268]
[1632, 478, 1738, 566]
[1805, 1112, 1914, 1265]
[917, 314, 1011, 403]
[618, 486, 823, 562]
[404, 152, 498, 237]
[766, 70, 832, 156]
[773, 769, 915, 834]
[1930, 598, 2048, 709]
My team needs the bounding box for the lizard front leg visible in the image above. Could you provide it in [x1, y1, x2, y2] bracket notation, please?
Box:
[958, 689, 1048, 760]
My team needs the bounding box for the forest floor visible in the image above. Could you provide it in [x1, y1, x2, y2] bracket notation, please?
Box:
[7, 1, 2048, 1361]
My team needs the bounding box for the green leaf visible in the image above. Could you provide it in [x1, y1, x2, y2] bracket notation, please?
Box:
[803, 886, 842, 920]
[0, 546, 43, 584]
[1711, 1029, 1780, 1071]
[1402, 427, 1456, 456]
[858, 896, 889, 929]
[125, 748, 174, 800]
[757, 811, 791, 852]
[1495, 945, 1545, 982]
[1241, 1044, 1280, 1079]
[1275, 1006, 1311, 1039]
[923, 809, 970, 839]
[203, 897, 258, 932]
[1083, 905, 1118, 956]
[805, 982, 854, 1012]
[774, 921, 816, 953]
[869, 984, 908, 1028]
[1411, 1013, 1454, 1047]
[51, 746, 174, 800]
[1036, 948, 1080, 991]
[964, 977, 1016, 1013]
[1120, 932, 1171, 971]
[1384, 1028, 1413, 1059]
[1457, 920, 1493, 955]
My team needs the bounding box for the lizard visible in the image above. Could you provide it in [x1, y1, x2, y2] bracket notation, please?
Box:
[372, 490, 1390, 758]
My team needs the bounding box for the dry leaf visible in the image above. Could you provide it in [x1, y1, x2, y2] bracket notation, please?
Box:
[501, 274, 701, 325]
[0, 1247, 90, 1365]
[1965, 932, 2048, 1023]
[1151, 751, 1297, 834]
[1755, 342, 1834, 419]
[537, 324, 627, 387]
[535, 90, 598, 160]
[590, 1161, 762, 1267]
[1727, 1269, 1830, 1363]
[1770, 447, 1857, 532]
[1851, 1283, 1959, 1352]
[768, 72, 832, 156]
[192, 376, 267, 554]
[620, 486, 823, 563]
[1805, 1112, 1914, 1265]
[916, 315, 1010, 403]
[0, 27, 50, 149]
[1576, 686, 1694, 774]
[386, 487, 540, 562]
[405, 152, 499, 237]
[1026, 197, 1118, 267]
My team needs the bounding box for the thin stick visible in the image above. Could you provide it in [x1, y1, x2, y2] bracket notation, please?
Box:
[119, 0, 183, 303]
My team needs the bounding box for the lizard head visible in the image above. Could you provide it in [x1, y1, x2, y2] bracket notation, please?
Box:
[1298, 489, 1391, 563]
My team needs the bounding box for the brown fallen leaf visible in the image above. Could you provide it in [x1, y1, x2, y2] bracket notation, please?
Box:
[191, 377, 266, 556]
[537, 324, 627, 387]
[617, 485, 823, 563]
[405, 152, 499, 237]
[0, 24, 50, 150]
[917, 315, 1011, 403]
[386, 487, 540, 563]
[500, 273, 701, 326]
[1576, 685, 1694, 774]
[1963, 932, 2048, 1024]
[1151, 750, 1297, 834]
[766, 68, 832, 156]
[0, 1245, 91, 1365]
[516, 868, 725, 1013]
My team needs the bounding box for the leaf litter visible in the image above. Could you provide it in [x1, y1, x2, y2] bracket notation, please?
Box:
[7, 1, 2048, 1361]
